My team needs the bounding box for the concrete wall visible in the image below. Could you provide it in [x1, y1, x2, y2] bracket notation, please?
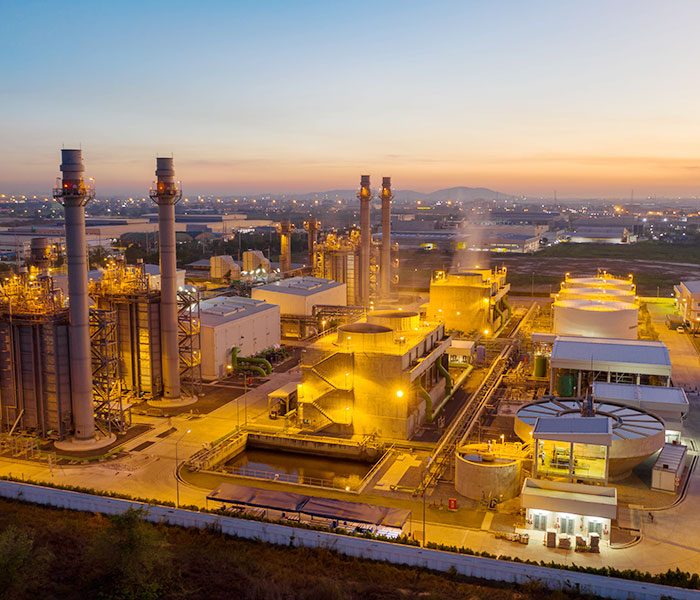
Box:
[200, 305, 281, 381]
[455, 454, 522, 502]
[0, 480, 690, 600]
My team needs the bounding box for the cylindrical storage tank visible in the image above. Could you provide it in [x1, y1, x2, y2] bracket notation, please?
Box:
[553, 299, 638, 339]
[455, 444, 522, 501]
[515, 399, 666, 479]
[336, 322, 394, 351]
[562, 276, 635, 293]
[557, 286, 636, 303]
[557, 373, 575, 397]
[367, 310, 420, 331]
[533, 355, 548, 378]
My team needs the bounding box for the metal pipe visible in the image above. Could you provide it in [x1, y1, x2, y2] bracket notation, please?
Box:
[149, 157, 182, 400]
[380, 176, 392, 299]
[358, 175, 371, 306]
[53, 149, 95, 441]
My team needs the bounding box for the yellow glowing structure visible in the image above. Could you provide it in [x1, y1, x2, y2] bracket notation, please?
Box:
[299, 310, 450, 439]
[426, 268, 510, 335]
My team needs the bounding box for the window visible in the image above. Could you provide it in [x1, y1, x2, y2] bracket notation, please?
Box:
[588, 519, 603, 535]
[533, 512, 547, 531]
[560, 515, 575, 535]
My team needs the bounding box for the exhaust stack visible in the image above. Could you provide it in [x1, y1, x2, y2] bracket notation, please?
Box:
[52, 149, 96, 441]
[149, 157, 182, 401]
[304, 218, 319, 270]
[380, 177, 393, 300]
[358, 175, 371, 306]
[278, 219, 293, 274]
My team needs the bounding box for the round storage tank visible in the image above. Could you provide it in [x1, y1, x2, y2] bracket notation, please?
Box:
[336, 322, 394, 350]
[514, 398, 665, 479]
[533, 355, 548, 378]
[557, 286, 636, 303]
[367, 310, 420, 332]
[553, 299, 638, 339]
[562, 276, 635, 292]
[455, 444, 522, 501]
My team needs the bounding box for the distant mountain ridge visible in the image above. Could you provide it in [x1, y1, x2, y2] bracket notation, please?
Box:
[285, 186, 511, 202]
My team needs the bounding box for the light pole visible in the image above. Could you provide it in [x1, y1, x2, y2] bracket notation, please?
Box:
[174, 428, 191, 508]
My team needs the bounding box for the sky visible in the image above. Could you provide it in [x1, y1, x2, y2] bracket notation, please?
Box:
[1, 0, 699, 198]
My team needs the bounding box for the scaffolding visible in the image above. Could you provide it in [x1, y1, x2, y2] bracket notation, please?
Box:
[177, 287, 202, 397]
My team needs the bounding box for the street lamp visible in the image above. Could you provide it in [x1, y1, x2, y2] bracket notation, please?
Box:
[174, 429, 191, 508]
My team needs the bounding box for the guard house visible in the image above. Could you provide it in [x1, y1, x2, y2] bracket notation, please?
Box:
[550, 337, 672, 397]
[533, 416, 612, 484]
[521, 478, 617, 544]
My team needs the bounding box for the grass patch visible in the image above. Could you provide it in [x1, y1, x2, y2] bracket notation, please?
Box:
[538, 239, 700, 264]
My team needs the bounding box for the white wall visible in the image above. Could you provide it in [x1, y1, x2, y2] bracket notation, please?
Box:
[200, 305, 281, 381]
[252, 284, 347, 315]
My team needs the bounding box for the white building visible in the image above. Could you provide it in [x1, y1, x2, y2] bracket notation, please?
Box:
[199, 296, 280, 381]
[251, 276, 347, 316]
[674, 280, 700, 324]
[142, 264, 186, 291]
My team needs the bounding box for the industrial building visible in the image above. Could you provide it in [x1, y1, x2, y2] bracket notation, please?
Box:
[425, 268, 510, 336]
[210, 255, 241, 281]
[299, 310, 450, 439]
[199, 296, 280, 381]
[674, 280, 700, 324]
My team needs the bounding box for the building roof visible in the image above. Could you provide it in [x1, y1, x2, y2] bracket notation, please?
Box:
[652, 443, 687, 475]
[680, 280, 700, 294]
[521, 477, 617, 519]
[551, 337, 672, 377]
[254, 276, 343, 296]
[533, 416, 612, 445]
[199, 296, 278, 327]
[592, 382, 689, 409]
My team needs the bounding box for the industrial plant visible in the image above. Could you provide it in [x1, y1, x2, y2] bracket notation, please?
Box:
[0, 148, 697, 584]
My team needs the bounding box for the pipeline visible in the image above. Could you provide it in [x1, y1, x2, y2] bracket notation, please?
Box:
[239, 356, 273, 375]
[418, 383, 433, 424]
[229, 347, 269, 378]
[437, 360, 452, 394]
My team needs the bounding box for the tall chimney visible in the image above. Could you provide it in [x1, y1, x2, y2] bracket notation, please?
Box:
[53, 149, 96, 441]
[278, 219, 292, 274]
[304, 218, 319, 271]
[380, 177, 393, 300]
[149, 157, 181, 401]
[358, 175, 371, 306]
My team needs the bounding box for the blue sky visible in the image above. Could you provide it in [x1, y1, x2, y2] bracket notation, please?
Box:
[1, 1, 699, 196]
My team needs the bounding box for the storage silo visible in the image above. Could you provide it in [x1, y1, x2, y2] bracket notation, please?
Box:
[552, 299, 638, 339]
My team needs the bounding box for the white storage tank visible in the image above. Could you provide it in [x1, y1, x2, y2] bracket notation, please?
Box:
[562, 275, 635, 293]
[556, 286, 636, 303]
[553, 299, 638, 339]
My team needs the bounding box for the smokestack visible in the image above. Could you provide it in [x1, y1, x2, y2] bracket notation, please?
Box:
[380, 177, 393, 300]
[53, 149, 96, 441]
[149, 157, 181, 401]
[358, 175, 371, 306]
[304, 218, 319, 271]
[278, 219, 292, 274]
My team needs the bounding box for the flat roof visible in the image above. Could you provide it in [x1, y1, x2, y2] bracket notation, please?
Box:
[551, 337, 671, 377]
[254, 276, 344, 296]
[199, 296, 278, 327]
[534, 416, 612, 445]
[653, 443, 687, 474]
[521, 478, 617, 519]
[592, 382, 689, 408]
[680, 280, 700, 294]
[207, 483, 411, 529]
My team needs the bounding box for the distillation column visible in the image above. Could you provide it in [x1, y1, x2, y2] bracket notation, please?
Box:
[149, 157, 182, 401]
[358, 175, 371, 306]
[278, 219, 292, 274]
[380, 177, 393, 300]
[53, 149, 96, 442]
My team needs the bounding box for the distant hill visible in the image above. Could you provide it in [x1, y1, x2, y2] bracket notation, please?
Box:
[285, 186, 510, 203]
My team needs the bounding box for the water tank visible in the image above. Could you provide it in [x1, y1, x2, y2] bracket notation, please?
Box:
[553, 299, 638, 339]
[562, 276, 635, 292]
[455, 444, 522, 501]
[533, 355, 548, 378]
[515, 398, 665, 479]
[557, 373, 575, 397]
[367, 310, 420, 331]
[557, 286, 636, 303]
[336, 322, 394, 350]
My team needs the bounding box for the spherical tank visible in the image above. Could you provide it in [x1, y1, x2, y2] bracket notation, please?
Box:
[514, 398, 665, 479]
[553, 299, 638, 339]
[455, 444, 522, 501]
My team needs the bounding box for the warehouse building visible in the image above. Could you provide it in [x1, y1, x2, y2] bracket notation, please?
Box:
[252, 277, 346, 316]
[199, 296, 280, 381]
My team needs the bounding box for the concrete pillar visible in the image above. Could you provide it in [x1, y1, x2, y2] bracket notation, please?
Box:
[54, 149, 95, 441]
[150, 157, 181, 400]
